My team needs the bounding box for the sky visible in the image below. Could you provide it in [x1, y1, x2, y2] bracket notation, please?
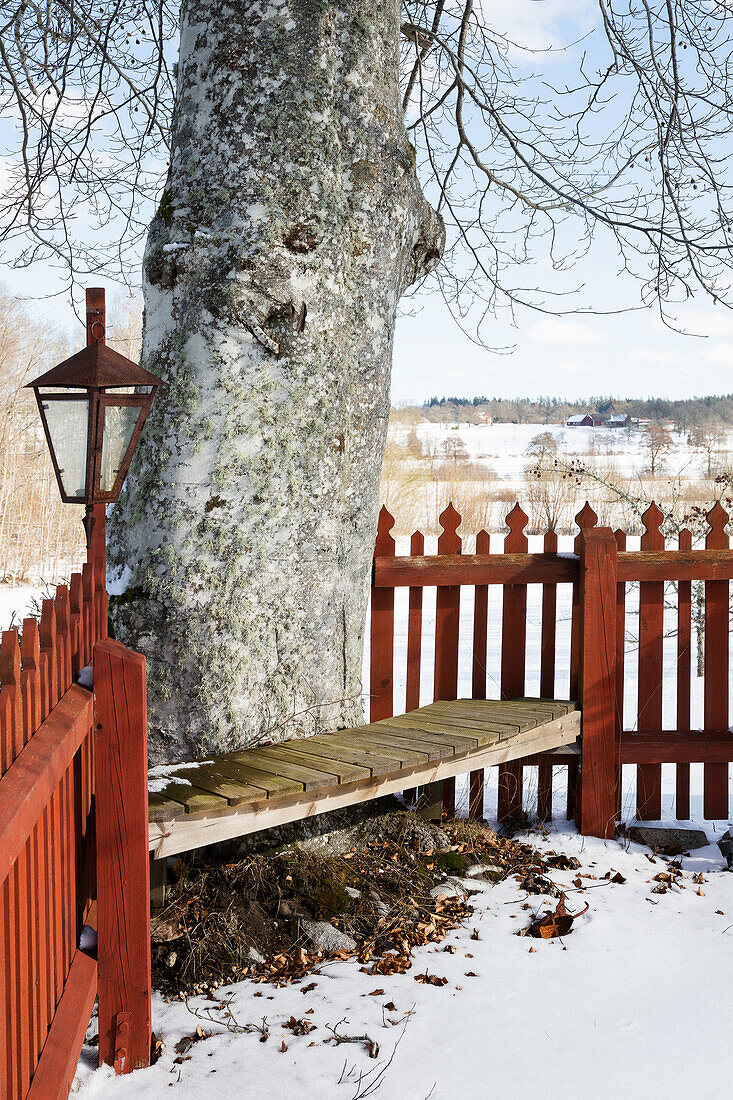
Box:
[4, 0, 733, 406]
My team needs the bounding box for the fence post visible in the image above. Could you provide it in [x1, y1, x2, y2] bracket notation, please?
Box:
[578, 527, 617, 839]
[94, 638, 151, 1073]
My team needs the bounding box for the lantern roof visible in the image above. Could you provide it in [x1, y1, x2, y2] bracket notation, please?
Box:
[27, 340, 164, 389]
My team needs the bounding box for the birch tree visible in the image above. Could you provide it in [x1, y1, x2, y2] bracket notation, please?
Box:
[3, 2, 733, 760]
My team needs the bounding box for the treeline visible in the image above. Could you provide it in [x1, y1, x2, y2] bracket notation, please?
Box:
[416, 394, 733, 429]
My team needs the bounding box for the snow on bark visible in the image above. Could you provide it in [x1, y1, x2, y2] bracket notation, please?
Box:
[107, 0, 443, 764]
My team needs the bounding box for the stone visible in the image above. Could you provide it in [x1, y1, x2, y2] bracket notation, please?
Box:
[300, 919, 356, 954]
[627, 826, 709, 853]
[344, 886, 361, 900]
[465, 863, 503, 881]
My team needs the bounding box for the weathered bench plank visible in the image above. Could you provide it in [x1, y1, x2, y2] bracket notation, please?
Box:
[149, 699, 580, 856]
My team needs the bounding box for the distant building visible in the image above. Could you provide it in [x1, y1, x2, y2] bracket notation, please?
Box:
[606, 414, 630, 428]
[566, 414, 595, 426]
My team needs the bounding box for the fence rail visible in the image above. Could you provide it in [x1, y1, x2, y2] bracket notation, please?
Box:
[1, 552, 151, 1098]
[370, 499, 733, 830]
[1, 564, 103, 1099]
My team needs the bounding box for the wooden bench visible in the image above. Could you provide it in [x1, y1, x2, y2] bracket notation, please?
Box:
[148, 698, 580, 859]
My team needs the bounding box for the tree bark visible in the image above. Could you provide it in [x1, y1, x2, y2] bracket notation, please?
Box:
[107, 0, 443, 764]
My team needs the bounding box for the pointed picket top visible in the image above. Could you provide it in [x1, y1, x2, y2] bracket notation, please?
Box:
[641, 502, 665, 549]
[679, 527, 692, 551]
[575, 501, 598, 532]
[375, 505, 396, 555]
[504, 502, 528, 551]
[706, 500, 729, 549]
[39, 598, 56, 650]
[21, 619, 40, 672]
[614, 528, 627, 549]
[69, 572, 83, 615]
[505, 502, 528, 536]
[410, 530, 425, 554]
[438, 502, 462, 552]
[0, 630, 20, 688]
[476, 529, 490, 554]
[543, 529, 558, 553]
[55, 584, 70, 631]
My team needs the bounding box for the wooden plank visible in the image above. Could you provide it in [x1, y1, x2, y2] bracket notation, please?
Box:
[405, 530, 424, 712]
[433, 504, 461, 818]
[537, 530, 558, 821]
[617, 548, 733, 582]
[150, 711, 581, 858]
[26, 947, 97, 1100]
[236, 750, 345, 791]
[333, 729, 440, 765]
[283, 739, 398, 777]
[148, 781, 227, 814]
[159, 765, 268, 806]
[676, 529, 692, 820]
[370, 507, 395, 721]
[385, 712, 516, 741]
[307, 730, 429, 767]
[0, 685, 93, 888]
[378, 716, 484, 750]
[253, 745, 371, 784]
[636, 504, 664, 820]
[374, 552, 578, 588]
[619, 732, 733, 764]
[220, 755, 306, 794]
[148, 793, 186, 823]
[95, 639, 152, 1073]
[578, 527, 618, 839]
[359, 727, 455, 760]
[703, 502, 729, 819]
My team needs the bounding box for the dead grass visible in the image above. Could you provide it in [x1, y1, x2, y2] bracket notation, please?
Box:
[151, 811, 551, 998]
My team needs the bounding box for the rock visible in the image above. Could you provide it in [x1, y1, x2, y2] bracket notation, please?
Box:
[247, 945, 266, 965]
[430, 877, 468, 899]
[300, 919, 356, 954]
[466, 863, 503, 881]
[628, 826, 709, 853]
[344, 886, 361, 899]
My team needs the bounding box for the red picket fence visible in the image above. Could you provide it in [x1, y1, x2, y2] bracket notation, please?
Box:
[371, 500, 733, 832]
[0, 556, 151, 1098]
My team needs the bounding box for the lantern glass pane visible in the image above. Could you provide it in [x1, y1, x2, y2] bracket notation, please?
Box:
[100, 404, 140, 492]
[42, 396, 89, 498]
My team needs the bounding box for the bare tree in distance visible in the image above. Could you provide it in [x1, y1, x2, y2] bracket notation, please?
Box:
[4, 3, 733, 757]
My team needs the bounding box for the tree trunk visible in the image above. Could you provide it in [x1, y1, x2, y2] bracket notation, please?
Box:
[107, 0, 443, 764]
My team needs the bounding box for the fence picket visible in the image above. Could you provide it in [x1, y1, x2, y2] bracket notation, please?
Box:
[469, 530, 490, 819]
[637, 503, 665, 820]
[704, 503, 729, 819]
[537, 530, 558, 820]
[434, 504, 461, 817]
[614, 530, 626, 819]
[406, 531, 424, 712]
[676, 529, 692, 820]
[498, 504, 528, 822]
[370, 508, 395, 722]
[568, 503, 597, 820]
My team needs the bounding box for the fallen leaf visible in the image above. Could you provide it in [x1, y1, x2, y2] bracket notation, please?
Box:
[368, 989, 385, 997]
[518, 893, 589, 939]
[414, 972, 448, 986]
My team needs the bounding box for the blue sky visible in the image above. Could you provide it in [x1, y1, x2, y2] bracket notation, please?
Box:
[5, 0, 733, 405]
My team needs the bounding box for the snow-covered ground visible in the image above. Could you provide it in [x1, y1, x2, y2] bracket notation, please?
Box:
[71, 520, 733, 1099]
[411, 421, 724, 486]
[72, 809, 733, 1100]
[0, 584, 43, 631]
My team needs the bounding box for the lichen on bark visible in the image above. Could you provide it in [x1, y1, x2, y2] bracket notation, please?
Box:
[107, 0, 443, 764]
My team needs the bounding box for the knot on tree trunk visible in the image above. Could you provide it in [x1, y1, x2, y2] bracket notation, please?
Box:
[402, 189, 445, 293]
